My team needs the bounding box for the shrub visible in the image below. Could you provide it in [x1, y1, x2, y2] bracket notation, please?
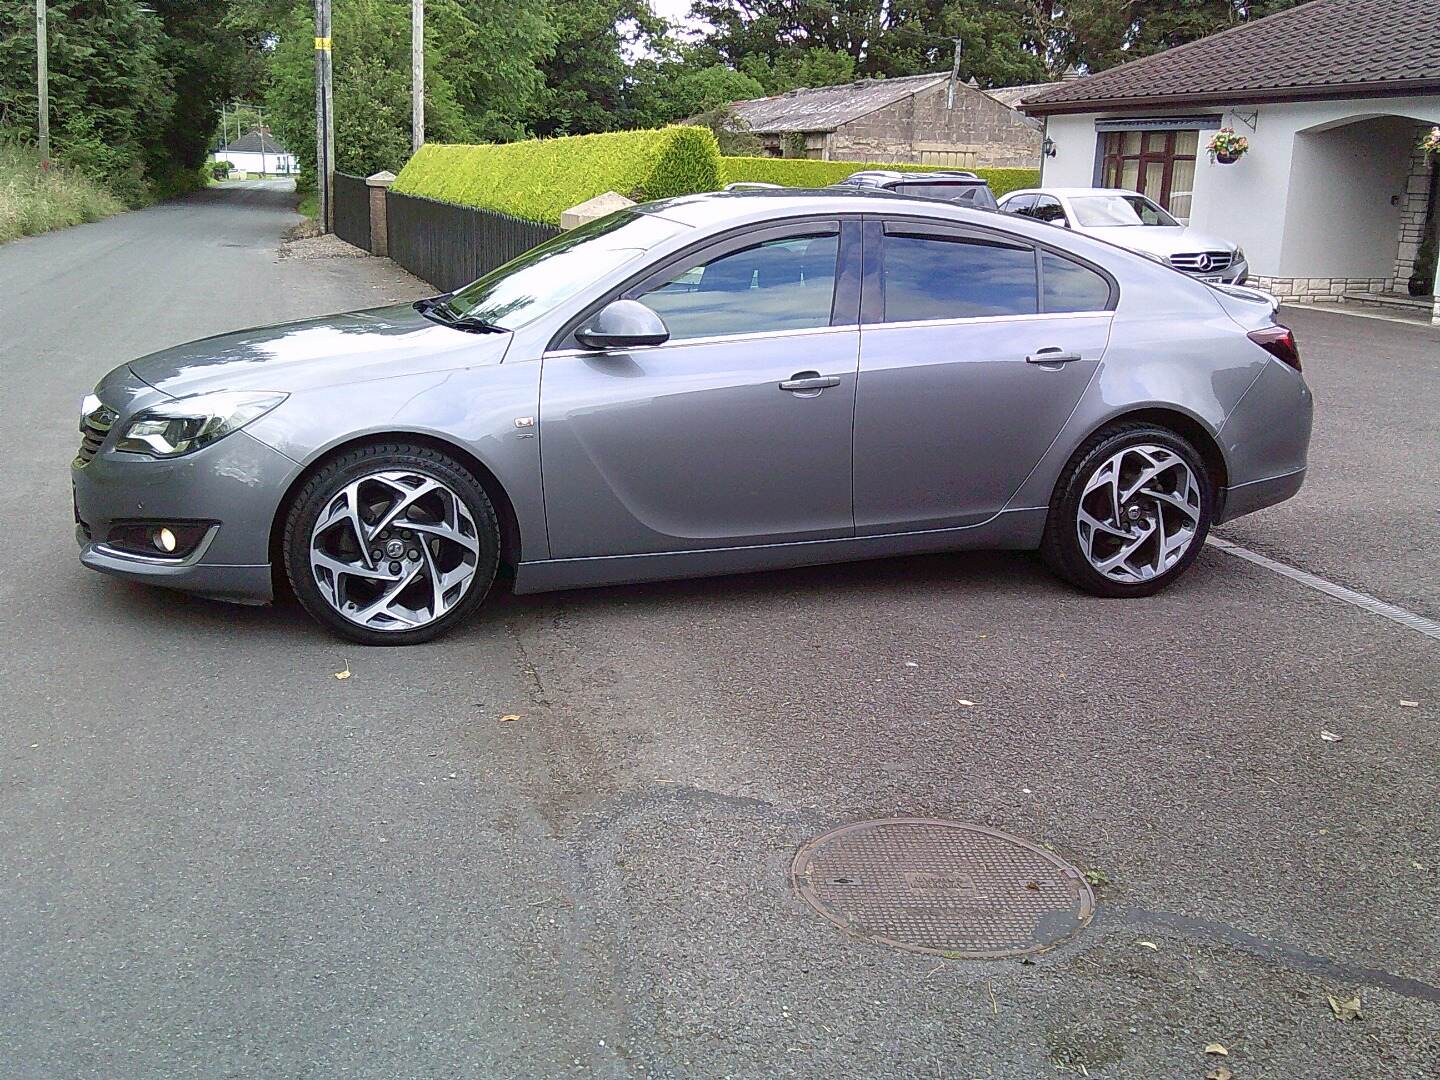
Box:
[393, 126, 722, 225]
[0, 139, 125, 244]
[719, 156, 1040, 197]
[211, 160, 234, 180]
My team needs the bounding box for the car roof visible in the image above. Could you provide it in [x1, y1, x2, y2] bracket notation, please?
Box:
[844, 169, 985, 183]
[636, 187, 990, 228]
[1001, 187, 1157, 199]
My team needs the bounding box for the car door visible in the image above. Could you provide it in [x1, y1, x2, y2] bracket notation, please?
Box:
[540, 219, 861, 559]
[852, 217, 1116, 533]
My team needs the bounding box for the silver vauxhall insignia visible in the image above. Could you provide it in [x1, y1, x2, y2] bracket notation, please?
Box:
[72, 189, 1313, 644]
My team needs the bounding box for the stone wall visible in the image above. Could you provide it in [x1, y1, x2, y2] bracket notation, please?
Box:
[1251, 276, 1390, 303]
[825, 82, 1042, 169]
[1393, 128, 1437, 289]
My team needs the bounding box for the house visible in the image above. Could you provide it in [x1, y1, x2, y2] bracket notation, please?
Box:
[211, 128, 297, 176]
[1021, 0, 1440, 322]
[726, 73, 1062, 169]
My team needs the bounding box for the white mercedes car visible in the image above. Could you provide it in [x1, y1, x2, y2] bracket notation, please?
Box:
[998, 187, 1248, 285]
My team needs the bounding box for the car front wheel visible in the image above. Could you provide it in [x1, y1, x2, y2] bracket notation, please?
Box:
[283, 442, 501, 645]
[1041, 423, 1213, 598]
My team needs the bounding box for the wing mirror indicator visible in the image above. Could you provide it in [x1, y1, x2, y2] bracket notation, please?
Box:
[576, 299, 670, 350]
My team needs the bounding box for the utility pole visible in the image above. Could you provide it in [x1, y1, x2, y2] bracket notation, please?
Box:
[314, 0, 334, 231]
[946, 37, 962, 110]
[411, 0, 424, 154]
[36, 0, 49, 169]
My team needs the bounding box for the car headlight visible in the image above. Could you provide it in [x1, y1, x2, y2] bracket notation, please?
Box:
[115, 391, 287, 458]
[1234, 247, 1246, 264]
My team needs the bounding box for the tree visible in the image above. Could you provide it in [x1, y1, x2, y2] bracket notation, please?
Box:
[527, 0, 667, 136]
[0, 1, 171, 202]
[265, 0, 551, 180]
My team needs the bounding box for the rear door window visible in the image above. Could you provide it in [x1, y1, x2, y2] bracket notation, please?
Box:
[879, 227, 1038, 322]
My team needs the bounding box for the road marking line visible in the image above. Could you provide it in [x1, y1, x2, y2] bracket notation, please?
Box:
[1207, 536, 1440, 642]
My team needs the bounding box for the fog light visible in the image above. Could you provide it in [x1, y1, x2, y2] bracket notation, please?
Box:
[154, 527, 178, 553]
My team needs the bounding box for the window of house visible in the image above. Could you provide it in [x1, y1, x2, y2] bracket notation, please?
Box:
[880, 232, 1038, 321]
[1100, 129, 1199, 218]
[636, 234, 839, 341]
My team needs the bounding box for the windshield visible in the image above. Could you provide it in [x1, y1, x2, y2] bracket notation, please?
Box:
[445, 211, 685, 330]
[1070, 194, 1179, 228]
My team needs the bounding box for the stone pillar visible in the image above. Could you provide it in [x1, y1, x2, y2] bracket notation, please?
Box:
[559, 191, 635, 230]
[365, 170, 396, 257]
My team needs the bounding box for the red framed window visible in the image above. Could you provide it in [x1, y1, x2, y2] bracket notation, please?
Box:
[1100, 130, 1198, 219]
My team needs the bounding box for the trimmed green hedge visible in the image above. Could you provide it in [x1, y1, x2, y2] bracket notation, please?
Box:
[719, 156, 1039, 197]
[392, 126, 722, 225]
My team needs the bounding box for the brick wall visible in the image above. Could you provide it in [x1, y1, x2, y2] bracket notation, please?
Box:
[825, 82, 1042, 169]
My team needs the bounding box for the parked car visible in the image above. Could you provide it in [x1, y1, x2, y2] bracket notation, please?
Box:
[73, 189, 1310, 644]
[998, 187, 1249, 284]
[831, 169, 998, 210]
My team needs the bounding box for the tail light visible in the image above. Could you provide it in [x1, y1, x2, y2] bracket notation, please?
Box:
[1248, 325, 1301, 372]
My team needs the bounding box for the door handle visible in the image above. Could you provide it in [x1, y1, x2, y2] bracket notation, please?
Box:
[779, 372, 841, 392]
[1026, 348, 1085, 365]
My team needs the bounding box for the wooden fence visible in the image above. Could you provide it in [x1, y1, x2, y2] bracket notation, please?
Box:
[332, 171, 371, 253]
[384, 192, 563, 292]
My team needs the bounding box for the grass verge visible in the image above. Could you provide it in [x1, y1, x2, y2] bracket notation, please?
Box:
[0, 142, 126, 244]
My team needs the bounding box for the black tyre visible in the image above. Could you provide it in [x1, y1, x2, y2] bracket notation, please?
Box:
[283, 442, 501, 645]
[1041, 422, 1213, 598]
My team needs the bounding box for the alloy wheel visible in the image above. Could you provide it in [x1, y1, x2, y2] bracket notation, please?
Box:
[309, 470, 481, 632]
[1075, 444, 1202, 584]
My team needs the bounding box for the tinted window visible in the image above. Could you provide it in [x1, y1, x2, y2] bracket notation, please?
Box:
[637, 234, 838, 341]
[881, 233, 1037, 321]
[1002, 194, 1035, 216]
[895, 182, 996, 209]
[1042, 252, 1112, 313]
[1031, 196, 1068, 225]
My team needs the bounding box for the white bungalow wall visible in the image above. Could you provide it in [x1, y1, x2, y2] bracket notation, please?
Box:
[1039, 94, 1440, 306]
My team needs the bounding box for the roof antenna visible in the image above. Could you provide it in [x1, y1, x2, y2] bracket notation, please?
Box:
[947, 37, 962, 109]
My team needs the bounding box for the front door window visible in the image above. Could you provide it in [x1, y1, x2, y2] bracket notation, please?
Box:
[1101, 130, 1199, 218]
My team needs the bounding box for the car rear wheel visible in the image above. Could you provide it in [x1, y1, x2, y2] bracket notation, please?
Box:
[1041, 423, 1213, 598]
[283, 443, 501, 645]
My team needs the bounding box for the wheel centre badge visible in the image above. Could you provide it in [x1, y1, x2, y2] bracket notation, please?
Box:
[385, 538, 406, 559]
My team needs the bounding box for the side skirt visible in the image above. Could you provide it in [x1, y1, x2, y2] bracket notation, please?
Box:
[511, 509, 1049, 595]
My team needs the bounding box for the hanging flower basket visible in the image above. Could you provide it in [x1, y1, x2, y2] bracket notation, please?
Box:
[1207, 127, 1249, 164]
[1420, 127, 1440, 157]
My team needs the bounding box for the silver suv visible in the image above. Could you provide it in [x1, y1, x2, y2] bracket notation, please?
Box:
[831, 169, 998, 210]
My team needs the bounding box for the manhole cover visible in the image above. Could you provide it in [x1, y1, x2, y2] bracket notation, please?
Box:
[792, 819, 1094, 958]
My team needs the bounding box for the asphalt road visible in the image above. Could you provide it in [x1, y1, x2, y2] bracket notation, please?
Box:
[1, 181, 1437, 1079]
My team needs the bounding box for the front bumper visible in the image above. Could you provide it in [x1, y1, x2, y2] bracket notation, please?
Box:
[72, 429, 298, 604]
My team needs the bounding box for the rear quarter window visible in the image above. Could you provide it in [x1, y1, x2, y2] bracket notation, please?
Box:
[1041, 251, 1114, 313]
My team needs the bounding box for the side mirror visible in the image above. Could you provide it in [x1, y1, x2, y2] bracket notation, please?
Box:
[575, 299, 669, 350]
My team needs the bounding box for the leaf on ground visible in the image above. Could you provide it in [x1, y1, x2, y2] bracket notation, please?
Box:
[1327, 994, 1363, 1021]
[1399, 700, 1419, 708]
[1025, 880, 1040, 891]
[958, 699, 976, 707]
[1203, 1043, 1229, 1056]
[1206, 1067, 1234, 1080]
[333, 661, 351, 680]
[1137, 940, 1159, 950]
[1320, 730, 1343, 742]
[1413, 860, 1430, 871]
[1083, 868, 1110, 887]
[499, 714, 521, 723]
